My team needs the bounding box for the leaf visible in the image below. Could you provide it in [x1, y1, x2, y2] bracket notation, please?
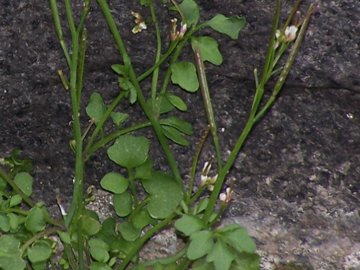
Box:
[132, 210, 153, 230]
[110, 112, 128, 127]
[89, 238, 110, 263]
[135, 158, 153, 180]
[9, 194, 22, 207]
[0, 214, 10, 232]
[175, 215, 204, 236]
[140, 0, 151, 6]
[187, 230, 214, 260]
[95, 218, 117, 244]
[100, 172, 128, 194]
[0, 235, 26, 270]
[27, 241, 52, 263]
[218, 225, 256, 254]
[179, 0, 200, 26]
[162, 126, 189, 146]
[193, 258, 215, 270]
[142, 172, 183, 219]
[25, 207, 46, 233]
[86, 92, 107, 124]
[171, 61, 199, 92]
[111, 64, 129, 76]
[191, 36, 223, 65]
[207, 14, 246, 40]
[118, 220, 141, 242]
[113, 192, 133, 217]
[107, 135, 150, 169]
[58, 231, 71, 244]
[206, 240, 235, 270]
[80, 215, 101, 236]
[192, 198, 209, 215]
[118, 77, 137, 104]
[7, 213, 21, 232]
[14, 172, 33, 196]
[166, 94, 187, 111]
[160, 117, 193, 135]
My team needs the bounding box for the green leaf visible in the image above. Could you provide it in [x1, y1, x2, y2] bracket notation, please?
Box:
[0, 214, 10, 232]
[140, 0, 151, 6]
[0, 235, 26, 270]
[111, 64, 129, 76]
[192, 198, 209, 215]
[27, 241, 52, 263]
[113, 192, 133, 217]
[118, 77, 137, 104]
[118, 220, 141, 242]
[207, 14, 246, 40]
[166, 94, 187, 111]
[110, 112, 128, 127]
[80, 215, 101, 236]
[90, 262, 113, 270]
[95, 218, 117, 245]
[100, 172, 128, 194]
[7, 213, 21, 232]
[231, 254, 260, 270]
[25, 207, 46, 233]
[175, 215, 204, 236]
[171, 61, 199, 92]
[191, 36, 223, 65]
[14, 172, 33, 196]
[206, 240, 235, 270]
[218, 225, 256, 254]
[9, 194, 22, 207]
[193, 258, 215, 270]
[86, 92, 107, 124]
[135, 158, 153, 180]
[179, 0, 199, 26]
[187, 230, 214, 260]
[107, 135, 150, 169]
[132, 210, 152, 230]
[162, 126, 189, 146]
[58, 231, 71, 244]
[142, 172, 183, 219]
[160, 117, 193, 135]
[89, 238, 110, 263]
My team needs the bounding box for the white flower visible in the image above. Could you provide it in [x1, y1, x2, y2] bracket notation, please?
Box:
[284, 25, 298, 42]
[219, 187, 233, 204]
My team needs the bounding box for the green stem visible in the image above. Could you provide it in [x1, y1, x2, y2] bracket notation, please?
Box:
[83, 91, 127, 157]
[193, 48, 222, 170]
[84, 121, 152, 159]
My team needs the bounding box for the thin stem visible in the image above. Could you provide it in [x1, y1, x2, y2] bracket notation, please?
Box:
[193, 48, 222, 170]
[84, 121, 152, 159]
[49, 0, 71, 67]
[149, 1, 162, 105]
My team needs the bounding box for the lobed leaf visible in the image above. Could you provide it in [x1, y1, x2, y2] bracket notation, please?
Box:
[175, 214, 204, 236]
[206, 240, 235, 270]
[171, 61, 199, 92]
[187, 230, 214, 260]
[207, 14, 246, 40]
[179, 0, 200, 26]
[142, 172, 183, 219]
[191, 36, 223, 65]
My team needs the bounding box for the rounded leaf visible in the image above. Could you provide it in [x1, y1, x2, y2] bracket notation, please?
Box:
[142, 172, 183, 219]
[187, 230, 214, 260]
[14, 172, 33, 197]
[175, 215, 204, 236]
[207, 14, 246, 40]
[100, 172, 128, 194]
[191, 36, 223, 65]
[107, 135, 150, 169]
[113, 192, 133, 217]
[89, 238, 110, 263]
[118, 221, 141, 242]
[86, 92, 106, 124]
[27, 241, 52, 263]
[171, 61, 199, 92]
[25, 207, 46, 233]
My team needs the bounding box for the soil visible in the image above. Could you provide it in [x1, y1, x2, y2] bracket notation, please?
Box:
[1, 0, 360, 269]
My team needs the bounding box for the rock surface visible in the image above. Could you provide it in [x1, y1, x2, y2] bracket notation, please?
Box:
[1, 0, 360, 269]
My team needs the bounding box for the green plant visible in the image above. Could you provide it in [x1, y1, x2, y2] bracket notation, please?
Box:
[0, 0, 318, 269]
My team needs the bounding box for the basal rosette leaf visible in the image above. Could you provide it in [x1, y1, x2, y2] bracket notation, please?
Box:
[170, 61, 199, 92]
[207, 14, 246, 40]
[179, 0, 199, 26]
[191, 36, 223, 65]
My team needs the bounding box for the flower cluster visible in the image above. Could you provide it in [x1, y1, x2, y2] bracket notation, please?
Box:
[170, 18, 187, 41]
[199, 161, 218, 191]
[131, 11, 147, 34]
[219, 187, 233, 204]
